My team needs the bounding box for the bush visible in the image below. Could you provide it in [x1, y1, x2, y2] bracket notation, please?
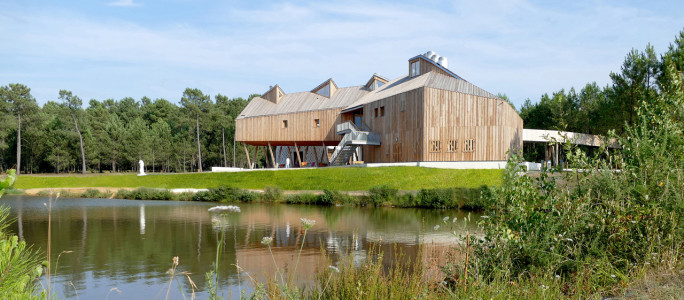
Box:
[262, 186, 284, 203]
[0, 206, 42, 299]
[366, 185, 397, 207]
[115, 188, 173, 200]
[463, 99, 682, 295]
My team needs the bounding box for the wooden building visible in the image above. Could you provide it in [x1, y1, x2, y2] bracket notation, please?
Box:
[235, 52, 523, 168]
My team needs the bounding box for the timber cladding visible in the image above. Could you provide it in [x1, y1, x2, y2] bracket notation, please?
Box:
[422, 87, 522, 162]
[362, 88, 424, 163]
[360, 87, 522, 163]
[235, 108, 343, 146]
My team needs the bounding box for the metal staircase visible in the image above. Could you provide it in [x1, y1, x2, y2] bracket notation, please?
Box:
[328, 122, 381, 166]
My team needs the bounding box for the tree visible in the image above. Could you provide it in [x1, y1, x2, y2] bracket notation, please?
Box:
[58, 90, 87, 173]
[607, 45, 660, 131]
[0, 84, 38, 175]
[180, 88, 211, 172]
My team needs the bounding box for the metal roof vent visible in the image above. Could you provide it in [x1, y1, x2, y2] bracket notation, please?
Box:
[438, 56, 448, 68]
[425, 50, 435, 58]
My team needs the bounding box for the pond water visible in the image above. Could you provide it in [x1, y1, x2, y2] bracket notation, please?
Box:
[1, 195, 480, 299]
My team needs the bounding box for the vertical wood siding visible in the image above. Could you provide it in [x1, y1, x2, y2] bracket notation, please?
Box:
[236, 108, 343, 146]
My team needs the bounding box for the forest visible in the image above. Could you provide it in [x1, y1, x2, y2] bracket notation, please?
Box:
[1, 30, 683, 174]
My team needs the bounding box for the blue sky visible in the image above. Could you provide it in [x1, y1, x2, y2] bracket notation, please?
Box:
[1, 0, 682, 108]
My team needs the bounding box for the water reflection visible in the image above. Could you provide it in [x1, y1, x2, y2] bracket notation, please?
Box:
[1, 195, 481, 299]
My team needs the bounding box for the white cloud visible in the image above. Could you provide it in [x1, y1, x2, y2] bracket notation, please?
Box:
[107, 0, 142, 7]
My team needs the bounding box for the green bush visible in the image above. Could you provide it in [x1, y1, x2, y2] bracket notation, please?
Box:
[262, 186, 284, 203]
[366, 185, 397, 207]
[284, 193, 320, 205]
[115, 188, 174, 200]
[0, 206, 42, 299]
[460, 86, 683, 294]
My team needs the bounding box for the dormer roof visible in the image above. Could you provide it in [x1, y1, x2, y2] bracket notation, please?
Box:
[311, 78, 338, 98]
[364, 74, 389, 91]
[262, 85, 285, 104]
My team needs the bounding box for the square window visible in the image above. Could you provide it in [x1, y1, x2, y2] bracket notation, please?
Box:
[429, 140, 441, 153]
[314, 119, 320, 127]
[447, 140, 458, 152]
[374, 108, 378, 117]
[463, 140, 475, 153]
[282, 120, 288, 128]
[380, 106, 385, 117]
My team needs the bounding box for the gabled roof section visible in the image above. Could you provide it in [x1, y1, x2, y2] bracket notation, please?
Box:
[237, 86, 368, 119]
[311, 78, 338, 98]
[262, 85, 285, 104]
[364, 73, 389, 90]
[346, 71, 499, 110]
[408, 54, 464, 80]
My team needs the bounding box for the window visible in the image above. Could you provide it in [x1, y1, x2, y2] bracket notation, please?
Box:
[463, 139, 475, 153]
[380, 106, 385, 117]
[282, 120, 288, 128]
[315, 84, 330, 97]
[369, 80, 385, 91]
[447, 140, 458, 152]
[410, 60, 420, 77]
[429, 140, 441, 153]
[314, 119, 320, 127]
[374, 107, 378, 117]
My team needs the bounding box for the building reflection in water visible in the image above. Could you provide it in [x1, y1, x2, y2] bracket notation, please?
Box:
[3, 195, 481, 299]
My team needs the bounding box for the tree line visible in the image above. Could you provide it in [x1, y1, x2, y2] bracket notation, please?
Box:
[0, 86, 260, 174]
[517, 29, 684, 160]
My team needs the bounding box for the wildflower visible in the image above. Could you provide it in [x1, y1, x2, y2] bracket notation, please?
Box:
[631, 220, 637, 224]
[301, 218, 316, 230]
[261, 237, 273, 246]
[329, 265, 340, 273]
[443, 216, 450, 222]
[173, 256, 179, 266]
[610, 274, 616, 278]
[208, 205, 241, 214]
[555, 274, 560, 279]
[433, 225, 440, 230]
[540, 284, 548, 290]
[565, 238, 573, 242]
[452, 217, 457, 223]
[658, 181, 663, 186]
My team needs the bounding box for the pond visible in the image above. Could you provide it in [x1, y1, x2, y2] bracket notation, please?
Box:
[1, 195, 480, 299]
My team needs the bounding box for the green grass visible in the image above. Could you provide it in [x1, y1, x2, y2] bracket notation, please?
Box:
[14, 167, 502, 190]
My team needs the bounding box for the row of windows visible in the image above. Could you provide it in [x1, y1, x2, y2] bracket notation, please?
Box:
[429, 140, 475, 153]
[282, 119, 321, 128]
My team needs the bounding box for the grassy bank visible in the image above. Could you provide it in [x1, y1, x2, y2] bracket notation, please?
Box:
[14, 167, 501, 190]
[40, 185, 491, 210]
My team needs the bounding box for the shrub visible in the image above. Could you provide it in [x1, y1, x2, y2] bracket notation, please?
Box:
[367, 185, 397, 207]
[262, 186, 284, 203]
[0, 206, 43, 299]
[115, 188, 173, 200]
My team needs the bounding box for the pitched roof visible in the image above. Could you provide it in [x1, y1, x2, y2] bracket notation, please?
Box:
[237, 86, 368, 119]
[345, 71, 499, 111]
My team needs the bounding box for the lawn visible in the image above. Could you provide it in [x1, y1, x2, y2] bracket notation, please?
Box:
[14, 167, 502, 190]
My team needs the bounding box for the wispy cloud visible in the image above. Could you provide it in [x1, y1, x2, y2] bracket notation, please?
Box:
[1, 1, 682, 106]
[107, 0, 142, 7]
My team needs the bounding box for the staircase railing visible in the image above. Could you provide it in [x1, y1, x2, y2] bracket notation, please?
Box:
[329, 134, 353, 165]
[329, 122, 382, 165]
